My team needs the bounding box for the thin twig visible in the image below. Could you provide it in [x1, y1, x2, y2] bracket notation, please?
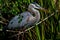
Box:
[0, 16, 9, 25]
[8, 31, 23, 38]
[9, 13, 54, 38]
[0, 21, 7, 25]
[0, 29, 19, 32]
[0, 16, 9, 22]
[17, 32, 20, 40]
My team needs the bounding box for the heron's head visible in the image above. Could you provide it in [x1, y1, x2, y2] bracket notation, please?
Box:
[28, 2, 40, 9]
[28, 2, 48, 12]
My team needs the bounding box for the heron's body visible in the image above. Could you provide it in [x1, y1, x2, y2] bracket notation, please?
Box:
[6, 3, 46, 30]
[8, 11, 36, 29]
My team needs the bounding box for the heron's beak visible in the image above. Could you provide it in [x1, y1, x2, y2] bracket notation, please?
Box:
[39, 7, 48, 13]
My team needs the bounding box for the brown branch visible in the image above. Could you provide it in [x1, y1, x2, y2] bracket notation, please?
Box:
[0, 21, 7, 25]
[8, 31, 23, 38]
[0, 16, 9, 25]
[0, 29, 19, 32]
[0, 16, 9, 22]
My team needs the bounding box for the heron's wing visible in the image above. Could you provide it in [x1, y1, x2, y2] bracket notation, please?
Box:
[19, 16, 36, 28]
[18, 11, 36, 28]
[19, 11, 33, 27]
[19, 16, 30, 27]
[8, 15, 23, 29]
[8, 11, 33, 29]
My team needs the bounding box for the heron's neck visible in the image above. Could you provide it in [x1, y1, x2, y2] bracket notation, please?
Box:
[28, 8, 40, 22]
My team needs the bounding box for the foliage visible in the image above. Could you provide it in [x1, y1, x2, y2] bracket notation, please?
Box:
[0, 0, 60, 40]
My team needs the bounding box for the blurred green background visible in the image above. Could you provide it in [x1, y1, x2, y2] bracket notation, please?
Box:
[0, 0, 60, 40]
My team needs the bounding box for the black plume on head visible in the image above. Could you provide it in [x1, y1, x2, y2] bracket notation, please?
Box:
[32, 2, 37, 4]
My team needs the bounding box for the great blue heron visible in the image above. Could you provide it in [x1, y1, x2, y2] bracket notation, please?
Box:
[3, 2, 47, 31]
